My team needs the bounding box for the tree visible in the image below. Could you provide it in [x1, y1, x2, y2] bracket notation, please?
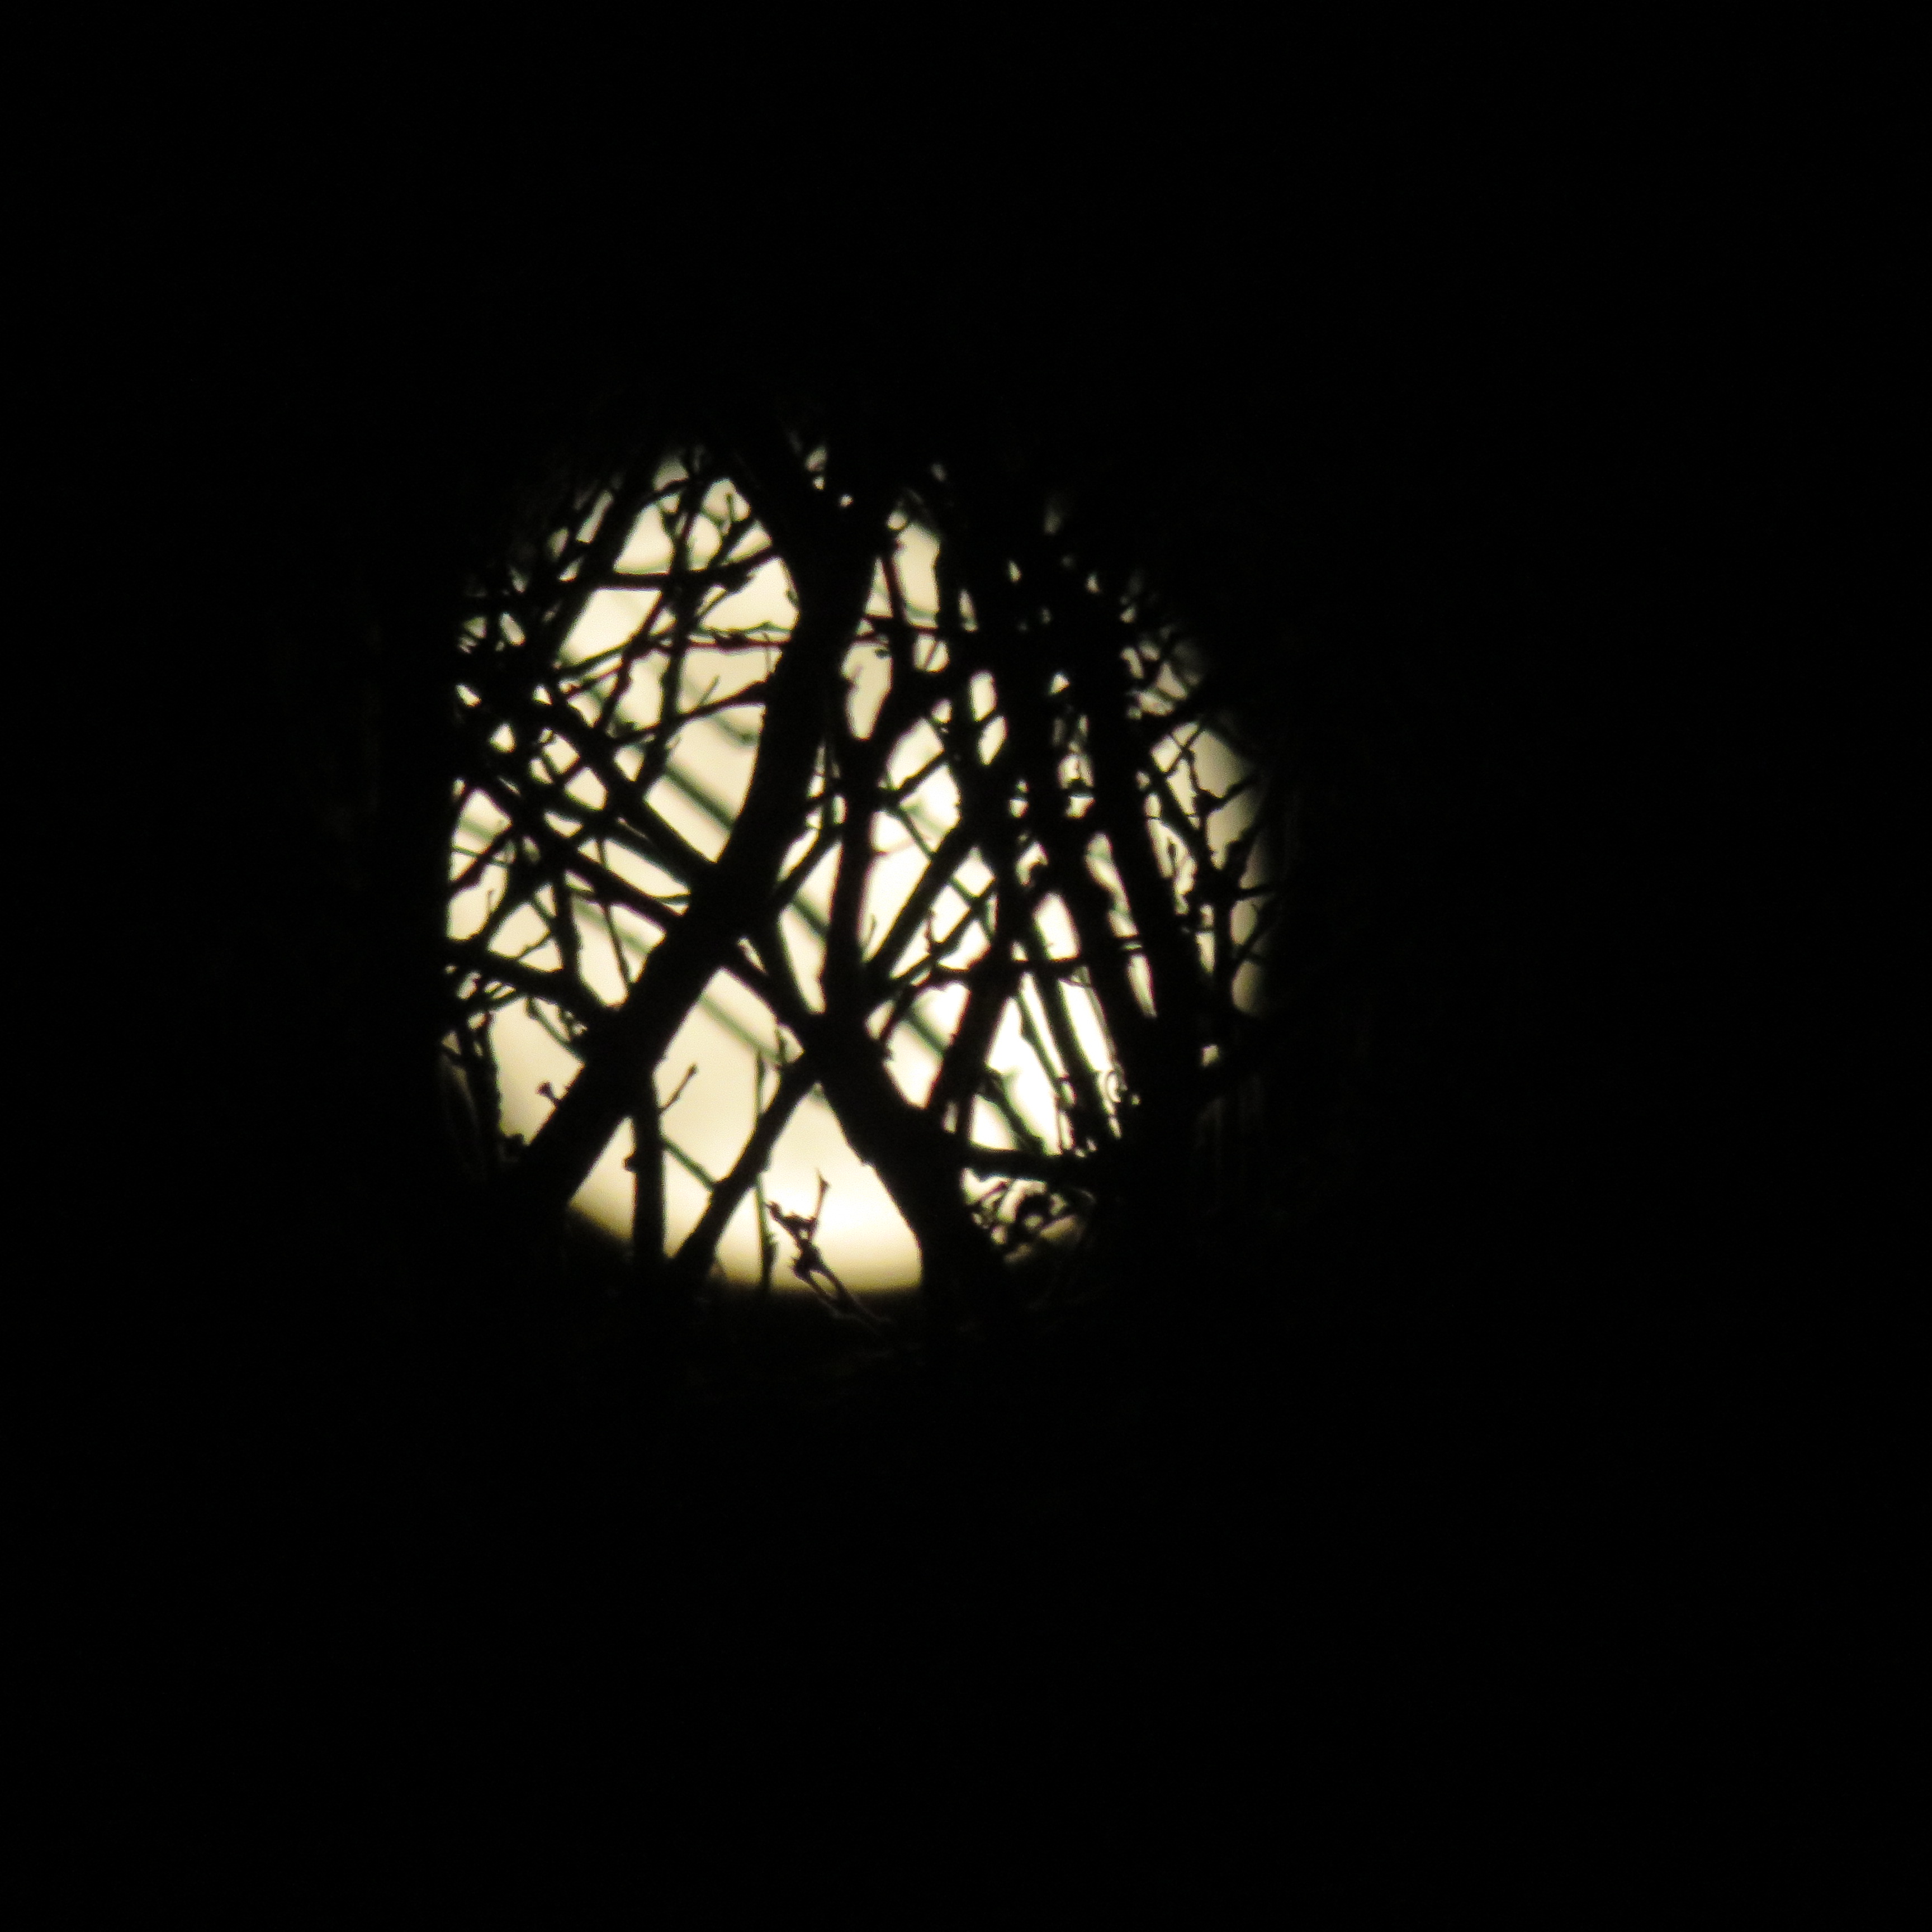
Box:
[441, 410, 1280, 1362]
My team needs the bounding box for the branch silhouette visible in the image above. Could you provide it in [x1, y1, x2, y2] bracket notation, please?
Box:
[444, 423, 1275, 1352]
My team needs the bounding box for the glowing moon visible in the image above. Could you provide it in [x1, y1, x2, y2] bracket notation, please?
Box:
[448, 458, 1263, 1292]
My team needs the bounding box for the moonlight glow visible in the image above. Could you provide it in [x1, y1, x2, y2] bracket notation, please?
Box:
[446, 448, 1270, 1294]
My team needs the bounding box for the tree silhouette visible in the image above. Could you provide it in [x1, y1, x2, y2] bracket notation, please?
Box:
[29, 113, 1869, 1891]
[441, 417, 1277, 1360]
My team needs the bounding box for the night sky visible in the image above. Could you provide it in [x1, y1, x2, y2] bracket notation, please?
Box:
[27, 76, 1883, 1897]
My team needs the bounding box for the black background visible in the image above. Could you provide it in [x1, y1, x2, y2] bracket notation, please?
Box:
[23, 56, 1896, 1902]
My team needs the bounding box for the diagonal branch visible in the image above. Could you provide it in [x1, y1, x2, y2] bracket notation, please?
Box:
[496, 439, 892, 1229]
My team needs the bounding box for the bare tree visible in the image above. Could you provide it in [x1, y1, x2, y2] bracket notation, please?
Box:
[443, 418, 1279, 1356]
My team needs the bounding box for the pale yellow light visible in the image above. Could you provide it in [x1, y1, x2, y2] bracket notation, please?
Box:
[452, 468, 1258, 1292]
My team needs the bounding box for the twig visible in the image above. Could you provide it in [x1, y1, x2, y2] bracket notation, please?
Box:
[768, 1173, 897, 1342]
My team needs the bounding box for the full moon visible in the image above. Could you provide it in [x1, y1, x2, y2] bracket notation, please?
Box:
[447, 451, 1265, 1293]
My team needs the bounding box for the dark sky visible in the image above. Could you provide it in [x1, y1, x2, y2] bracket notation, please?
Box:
[22, 68, 1891, 1888]
[42, 93, 1867, 1326]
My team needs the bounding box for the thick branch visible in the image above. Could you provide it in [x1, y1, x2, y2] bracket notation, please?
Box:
[498, 446, 889, 1228]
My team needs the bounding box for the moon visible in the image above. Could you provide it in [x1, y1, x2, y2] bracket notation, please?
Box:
[448, 460, 1262, 1291]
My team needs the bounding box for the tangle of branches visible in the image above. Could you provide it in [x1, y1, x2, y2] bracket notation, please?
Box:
[442, 423, 1277, 1337]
